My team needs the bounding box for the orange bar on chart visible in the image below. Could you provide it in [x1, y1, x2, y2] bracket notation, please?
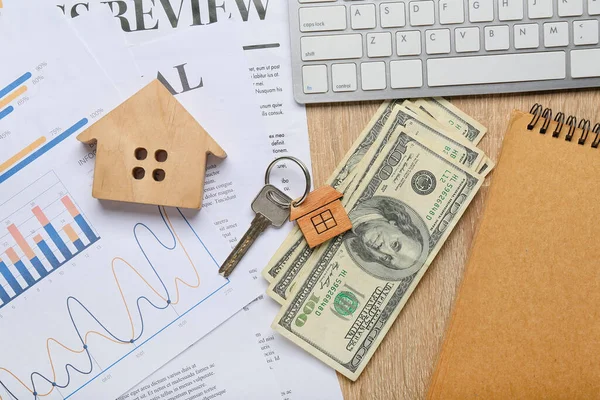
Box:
[7, 224, 35, 259]
[5, 248, 19, 264]
[32, 206, 50, 226]
[33, 234, 44, 243]
[63, 224, 79, 242]
[61, 196, 79, 217]
[0, 136, 46, 173]
[0, 86, 27, 109]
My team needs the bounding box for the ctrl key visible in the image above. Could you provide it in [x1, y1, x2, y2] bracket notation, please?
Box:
[302, 65, 328, 94]
[332, 63, 357, 92]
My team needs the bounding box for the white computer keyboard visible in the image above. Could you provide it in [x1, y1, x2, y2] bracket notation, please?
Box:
[289, 0, 600, 104]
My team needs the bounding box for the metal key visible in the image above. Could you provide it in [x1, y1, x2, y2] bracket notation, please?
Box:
[219, 184, 291, 278]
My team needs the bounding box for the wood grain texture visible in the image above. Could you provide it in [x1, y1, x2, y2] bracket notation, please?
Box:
[305, 89, 600, 400]
[290, 186, 343, 221]
[78, 80, 226, 209]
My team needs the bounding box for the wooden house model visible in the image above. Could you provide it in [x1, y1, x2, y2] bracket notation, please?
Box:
[290, 186, 352, 248]
[77, 80, 226, 209]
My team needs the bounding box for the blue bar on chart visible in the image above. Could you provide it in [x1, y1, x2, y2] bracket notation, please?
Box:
[6, 248, 35, 286]
[0, 118, 88, 184]
[0, 284, 10, 304]
[7, 224, 48, 278]
[63, 224, 85, 252]
[33, 234, 59, 269]
[61, 195, 98, 243]
[32, 205, 72, 260]
[0, 259, 22, 295]
[0, 72, 32, 99]
[0, 106, 14, 120]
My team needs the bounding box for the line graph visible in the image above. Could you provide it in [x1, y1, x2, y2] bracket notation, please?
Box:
[0, 174, 227, 400]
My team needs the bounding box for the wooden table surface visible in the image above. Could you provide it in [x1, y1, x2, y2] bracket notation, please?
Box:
[306, 89, 600, 400]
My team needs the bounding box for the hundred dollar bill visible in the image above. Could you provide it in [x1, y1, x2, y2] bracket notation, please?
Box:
[415, 98, 487, 145]
[262, 100, 403, 283]
[273, 130, 482, 380]
[477, 156, 495, 177]
[267, 104, 486, 303]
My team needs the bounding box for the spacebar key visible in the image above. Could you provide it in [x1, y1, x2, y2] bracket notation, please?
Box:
[301, 34, 363, 61]
[427, 52, 566, 87]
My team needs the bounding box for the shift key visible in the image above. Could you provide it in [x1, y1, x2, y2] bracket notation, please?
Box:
[301, 34, 363, 61]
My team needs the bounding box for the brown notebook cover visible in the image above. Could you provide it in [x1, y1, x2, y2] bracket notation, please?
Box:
[428, 108, 600, 399]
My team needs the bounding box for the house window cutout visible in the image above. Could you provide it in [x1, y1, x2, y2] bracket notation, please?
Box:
[132, 167, 146, 180]
[311, 210, 337, 234]
[155, 149, 168, 162]
[153, 169, 166, 182]
[135, 147, 148, 160]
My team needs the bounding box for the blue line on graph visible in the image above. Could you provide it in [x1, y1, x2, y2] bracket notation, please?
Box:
[0, 106, 14, 120]
[0, 118, 88, 184]
[0, 72, 31, 99]
[36, 239, 59, 269]
[13, 260, 35, 286]
[0, 206, 224, 399]
[29, 257, 48, 278]
[0, 261, 23, 295]
[0, 239, 99, 311]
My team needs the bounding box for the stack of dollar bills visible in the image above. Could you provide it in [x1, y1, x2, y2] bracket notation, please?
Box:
[262, 99, 492, 380]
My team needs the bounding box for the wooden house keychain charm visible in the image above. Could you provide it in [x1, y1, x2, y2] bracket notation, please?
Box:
[290, 185, 352, 248]
[77, 79, 226, 209]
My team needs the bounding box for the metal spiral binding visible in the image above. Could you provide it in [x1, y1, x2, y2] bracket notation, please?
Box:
[527, 103, 600, 147]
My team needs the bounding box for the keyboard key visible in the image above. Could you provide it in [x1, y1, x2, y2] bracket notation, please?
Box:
[396, 31, 422, 55]
[427, 52, 566, 86]
[469, 0, 494, 22]
[301, 34, 363, 61]
[351, 4, 377, 29]
[367, 32, 393, 57]
[571, 49, 600, 77]
[590, 0, 600, 15]
[390, 60, 423, 88]
[426, 29, 451, 54]
[361, 62, 387, 90]
[558, 0, 583, 16]
[528, 0, 553, 18]
[573, 20, 599, 45]
[332, 63, 358, 92]
[485, 25, 510, 50]
[455, 27, 481, 52]
[299, 6, 347, 32]
[302, 65, 328, 93]
[544, 22, 569, 47]
[409, 1, 435, 26]
[298, 0, 336, 3]
[498, 0, 523, 21]
[380, 2, 406, 28]
[514, 23, 540, 48]
[439, 0, 465, 24]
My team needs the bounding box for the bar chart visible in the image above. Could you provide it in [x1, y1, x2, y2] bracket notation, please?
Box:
[0, 172, 99, 308]
[0, 71, 30, 121]
[0, 66, 91, 185]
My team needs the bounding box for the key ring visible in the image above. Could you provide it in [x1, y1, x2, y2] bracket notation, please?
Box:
[264, 156, 312, 208]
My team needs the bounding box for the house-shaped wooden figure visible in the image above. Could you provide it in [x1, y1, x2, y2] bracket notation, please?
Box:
[77, 80, 226, 209]
[290, 186, 352, 248]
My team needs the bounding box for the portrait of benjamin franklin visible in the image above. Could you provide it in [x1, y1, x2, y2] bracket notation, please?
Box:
[344, 196, 430, 280]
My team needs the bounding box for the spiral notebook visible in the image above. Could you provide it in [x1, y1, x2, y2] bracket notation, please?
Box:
[428, 105, 600, 399]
